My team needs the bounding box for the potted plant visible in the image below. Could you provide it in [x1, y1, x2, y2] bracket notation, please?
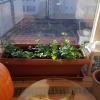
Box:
[0, 33, 90, 80]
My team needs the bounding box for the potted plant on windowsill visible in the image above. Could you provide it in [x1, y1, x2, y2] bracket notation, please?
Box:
[0, 33, 90, 80]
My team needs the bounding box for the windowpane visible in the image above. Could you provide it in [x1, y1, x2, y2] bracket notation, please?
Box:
[0, 0, 98, 44]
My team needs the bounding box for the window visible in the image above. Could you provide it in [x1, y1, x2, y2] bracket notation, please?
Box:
[26, 6, 35, 12]
[0, 0, 98, 44]
[90, 1, 100, 42]
[0, 0, 9, 3]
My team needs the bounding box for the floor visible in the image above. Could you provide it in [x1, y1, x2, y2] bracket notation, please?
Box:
[13, 76, 93, 100]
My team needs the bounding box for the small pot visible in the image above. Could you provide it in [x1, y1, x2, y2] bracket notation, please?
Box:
[92, 69, 100, 100]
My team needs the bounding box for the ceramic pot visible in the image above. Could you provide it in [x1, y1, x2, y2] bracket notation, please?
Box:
[92, 69, 100, 100]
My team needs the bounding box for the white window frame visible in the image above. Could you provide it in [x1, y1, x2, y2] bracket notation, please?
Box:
[90, 0, 100, 42]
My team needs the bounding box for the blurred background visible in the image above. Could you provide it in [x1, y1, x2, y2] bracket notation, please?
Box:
[0, 0, 98, 44]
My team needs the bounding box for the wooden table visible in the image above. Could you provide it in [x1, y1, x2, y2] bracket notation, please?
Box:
[18, 78, 96, 100]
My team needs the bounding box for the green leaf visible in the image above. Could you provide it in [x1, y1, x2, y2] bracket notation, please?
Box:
[51, 54, 57, 60]
[22, 51, 33, 59]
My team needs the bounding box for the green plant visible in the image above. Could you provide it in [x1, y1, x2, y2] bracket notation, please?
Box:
[2, 41, 34, 58]
[50, 40, 58, 60]
[2, 37, 82, 60]
[59, 45, 82, 60]
[22, 51, 33, 59]
[2, 41, 23, 58]
[34, 43, 51, 58]
[11, 49, 23, 58]
[59, 39, 82, 60]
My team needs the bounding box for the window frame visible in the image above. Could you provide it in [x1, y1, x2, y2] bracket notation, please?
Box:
[90, 0, 100, 42]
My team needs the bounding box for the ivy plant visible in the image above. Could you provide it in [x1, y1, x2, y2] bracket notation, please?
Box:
[2, 36, 82, 60]
[50, 40, 58, 60]
[59, 39, 82, 60]
[34, 43, 51, 58]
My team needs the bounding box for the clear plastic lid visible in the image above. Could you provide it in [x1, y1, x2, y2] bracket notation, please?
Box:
[18, 78, 96, 100]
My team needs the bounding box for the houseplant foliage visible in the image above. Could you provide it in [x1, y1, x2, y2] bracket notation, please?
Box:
[2, 38, 82, 60]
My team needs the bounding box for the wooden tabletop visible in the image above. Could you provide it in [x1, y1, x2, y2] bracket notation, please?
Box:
[17, 78, 96, 100]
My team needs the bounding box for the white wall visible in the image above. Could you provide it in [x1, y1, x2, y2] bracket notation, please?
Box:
[14, 0, 24, 24]
[0, 2, 13, 37]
